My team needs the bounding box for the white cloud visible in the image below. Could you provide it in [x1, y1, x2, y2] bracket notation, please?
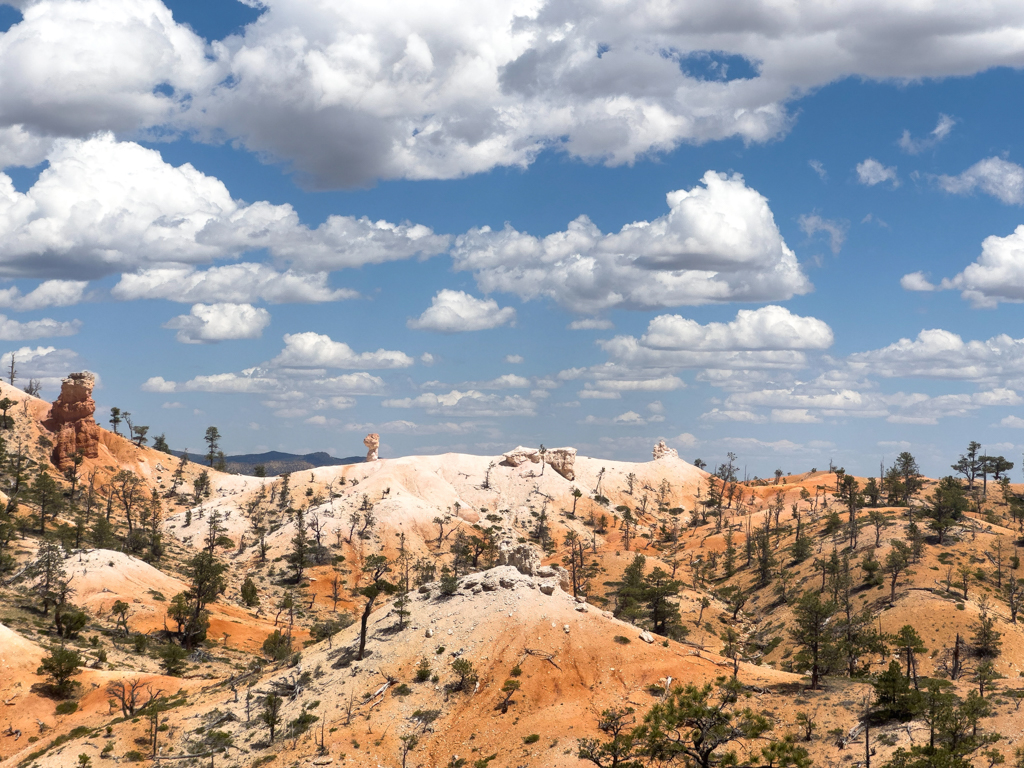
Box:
[935, 157, 1024, 204]
[856, 158, 899, 187]
[407, 289, 516, 332]
[0, 346, 85, 390]
[900, 271, 936, 292]
[477, 373, 531, 389]
[771, 408, 822, 423]
[271, 332, 413, 369]
[1000, 415, 1024, 428]
[579, 389, 621, 400]
[382, 389, 535, 417]
[0, 280, 88, 311]
[142, 376, 177, 393]
[420, 352, 436, 366]
[848, 328, 1024, 382]
[808, 160, 827, 180]
[798, 214, 847, 254]
[676, 432, 699, 448]
[568, 318, 614, 330]
[639, 306, 832, 352]
[0, 134, 447, 279]
[504, 354, 523, 364]
[700, 408, 767, 423]
[904, 226, 1024, 307]
[453, 172, 811, 313]
[163, 303, 271, 344]
[7, 0, 1024, 187]
[0, 314, 79, 340]
[161, 401, 183, 409]
[112, 265, 354, 304]
[898, 114, 956, 154]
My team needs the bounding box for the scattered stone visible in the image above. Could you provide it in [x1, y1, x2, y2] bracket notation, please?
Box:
[575, 604, 588, 612]
[563, 624, 570, 633]
[639, 631, 654, 644]
[425, 628, 434, 638]
[539, 583, 555, 596]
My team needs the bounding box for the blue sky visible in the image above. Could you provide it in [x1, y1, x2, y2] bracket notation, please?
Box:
[2, 0, 1024, 478]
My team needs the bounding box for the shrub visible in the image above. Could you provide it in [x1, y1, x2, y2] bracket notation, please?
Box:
[415, 658, 431, 682]
[613, 636, 631, 645]
[449, 658, 478, 692]
[439, 567, 458, 597]
[55, 701, 78, 715]
[523, 734, 540, 744]
[159, 643, 188, 676]
[393, 683, 412, 697]
[241, 577, 259, 607]
[123, 750, 146, 762]
[262, 630, 293, 661]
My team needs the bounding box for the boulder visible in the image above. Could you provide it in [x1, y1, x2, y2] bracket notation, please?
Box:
[363, 433, 379, 462]
[46, 372, 101, 471]
[499, 445, 576, 480]
[652, 440, 678, 460]
[639, 631, 655, 644]
[496, 541, 541, 576]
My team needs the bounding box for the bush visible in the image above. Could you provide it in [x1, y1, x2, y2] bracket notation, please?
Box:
[132, 634, 149, 654]
[393, 683, 412, 697]
[55, 701, 78, 715]
[613, 636, 631, 645]
[523, 734, 540, 744]
[158, 643, 188, 676]
[123, 751, 146, 762]
[262, 630, 293, 661]
[241, 577, 259, 607]
[449, 658, 478, 692]
[415, 658, 432, 682]
[439, 567, 458, 597]
[37, 646, 83, 697]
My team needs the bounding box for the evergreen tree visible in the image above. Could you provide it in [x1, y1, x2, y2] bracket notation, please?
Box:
[789, 590, 837, 689]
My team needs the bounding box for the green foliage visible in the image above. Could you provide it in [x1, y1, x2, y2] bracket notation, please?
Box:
[262, 630, 293, 661]
[415, 658, 431, 682]
[241, 577, 259, 607]
[449, 658, 478, 692]
[438, 566, 458, 597]
[55, 700, 78, 715]
[37, 646, 82, 697]
[523, 734, 540, 744]
[158, 643, 188, 676]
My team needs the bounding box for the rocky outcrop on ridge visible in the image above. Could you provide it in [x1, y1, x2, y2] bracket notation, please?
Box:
[46, 372, 101, 471]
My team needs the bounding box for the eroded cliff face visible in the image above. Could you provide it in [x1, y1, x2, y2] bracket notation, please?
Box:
[47, 372, 101, 471]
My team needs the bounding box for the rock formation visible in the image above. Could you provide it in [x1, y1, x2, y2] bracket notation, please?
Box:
[47, 372, 101, 471]
[652, 439, 678, 460]
[499, 445, 576, 480]
[363, 433, 379, 462]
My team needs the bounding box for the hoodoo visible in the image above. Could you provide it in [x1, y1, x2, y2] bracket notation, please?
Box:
[46, 371, 101, 471]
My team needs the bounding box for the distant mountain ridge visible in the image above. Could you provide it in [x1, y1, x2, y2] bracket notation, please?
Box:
[226, 450, 364, 476]
[172, 449, 364, 476]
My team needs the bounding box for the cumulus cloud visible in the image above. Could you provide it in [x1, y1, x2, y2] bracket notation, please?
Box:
[0, 134, 448, 279]
[856, 158, 899, 187]
[935, 157, 1024, 204]
[453, 172, 810, 313]
[0, 315, 80, 340]
[382, 389, 536, 417]
[407, 289, 516, 332]
[900, 271, 936, 292]
[504, 354, 523, 364]
[898, 114, 956, 154]
[6, 0, 1024, 187]
[112, 265, 355, 304]
[0, 280, 88, 311]
[0, 346, 85, 390]
[639, 306, 832, 352]
[271, 332, 413, 369]
[901, 226, 1024, 307]
[163, 303, 271, 344]
[798, 214, 847, 254]
[848, 328, 1024, 383]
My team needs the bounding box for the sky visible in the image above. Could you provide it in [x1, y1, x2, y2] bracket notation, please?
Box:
[3, 1, 1024, 478]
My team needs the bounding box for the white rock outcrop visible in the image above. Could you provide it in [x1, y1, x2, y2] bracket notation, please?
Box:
[363, 433, 379, 462]
[499, 445, 576, 480]
[652, 440, 678, 460]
